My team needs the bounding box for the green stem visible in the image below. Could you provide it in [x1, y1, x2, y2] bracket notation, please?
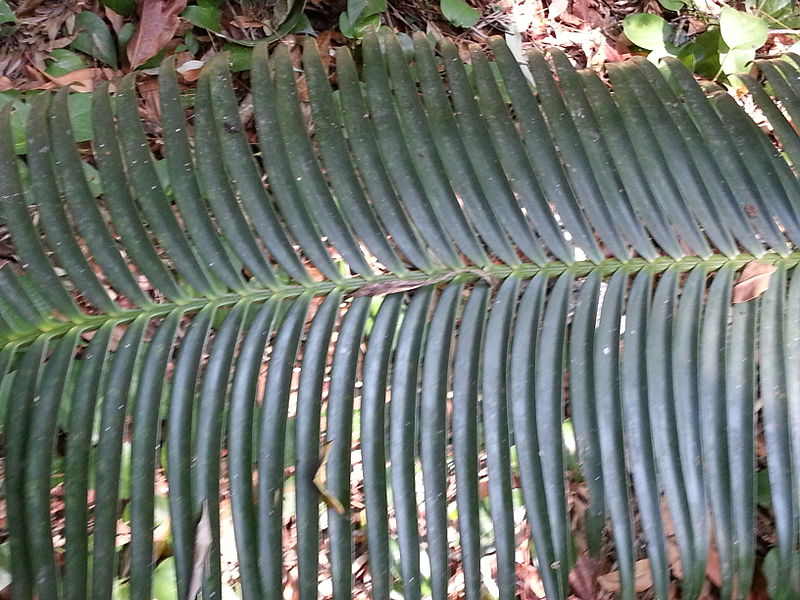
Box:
[4, 250, 799, 347]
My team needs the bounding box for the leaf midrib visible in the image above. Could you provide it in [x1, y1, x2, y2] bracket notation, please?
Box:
[4, 251, 798, 347]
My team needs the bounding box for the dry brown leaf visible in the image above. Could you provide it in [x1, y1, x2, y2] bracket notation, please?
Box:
[176, 57, 205, 82]
[187, 501, 213, 600]
[516, 562, 543, 600]
[136, 76, 162, 122]
[447, 569, 466, 597]
[597, 559, 654, 593]
[115, 519, 131, 547]
[349, 279, 431, 298]
[153, 513, 171, 559]
[667, 534, 683, 580]
[127, 0, 188, 68]
[733, 262, 777, 303]
[104, 6, 126, 33]
[480, 554, 500, 599]
[282, 565, 300, 600]
[669, 581, 683, 600]
[569, 555, 601, 600]
[34, 67, 118, 92]
[589, 40, 625, 68]
[748, 566, 769, 600]
[314, 30, 343, 73]
[313, 440, 346, 516]
[705, 544, 722, 588]
[231, 14, 267, 29]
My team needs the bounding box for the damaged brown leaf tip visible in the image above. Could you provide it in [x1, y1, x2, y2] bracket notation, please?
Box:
[597, 559, 654, 594]
[349, 279, 430, 298]
[732, 262, 777, 303]
[348, 269, 498, 298]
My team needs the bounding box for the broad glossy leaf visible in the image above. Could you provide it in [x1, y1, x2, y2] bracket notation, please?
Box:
[623, 13, 674, 50]
[440, 0, 480, 27]
[70, 11, 119, 68]
[720, 5, 768, 50]
[181, 4, 221, 32]
[100, 0, 137, 16]
[45, 50, 89, 77]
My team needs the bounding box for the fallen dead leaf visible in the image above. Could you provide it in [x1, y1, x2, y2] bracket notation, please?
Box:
[115, 519, 131, 547]
[153, 512, 172, 559]
[516, 562, 543, 600]
[33, 67, 119, 92]
[313, 440, 346, 516]
[748, 565, 769, 600]
[81, 323, 129, 352]
[667, 533, 683, 580]
[732, 262, 777, 303]
[597, 558, 654, 593]
[127, 0, 188, 68]
[104, 6, 125, 33]
[706, 544, 722, 588]
[447, 569, 466, 597]
[589, 40, 625, 68]
[569, 555, 601, 600]
[669, 580, 683, 600]
[231, 14, 267, 29]
[136, 76, 162, 124]
[480, 554, 500, 600]
[187, 501, 213, 600]
[314, 30, 343, 73]
[282, 564, 300, 600]
[176, 58, 205, 82]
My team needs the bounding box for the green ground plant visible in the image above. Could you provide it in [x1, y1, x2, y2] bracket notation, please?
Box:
[623, 0, 800, 84]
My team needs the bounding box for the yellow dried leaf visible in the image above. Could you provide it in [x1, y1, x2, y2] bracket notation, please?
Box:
[153, 515, 171, 559]
[732, 262, 777, 303]
[597, 558, 653, 593]
[313, 441, 346, 515]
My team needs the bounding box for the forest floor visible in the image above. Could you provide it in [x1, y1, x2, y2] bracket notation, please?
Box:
[0, 0, 639, 90]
